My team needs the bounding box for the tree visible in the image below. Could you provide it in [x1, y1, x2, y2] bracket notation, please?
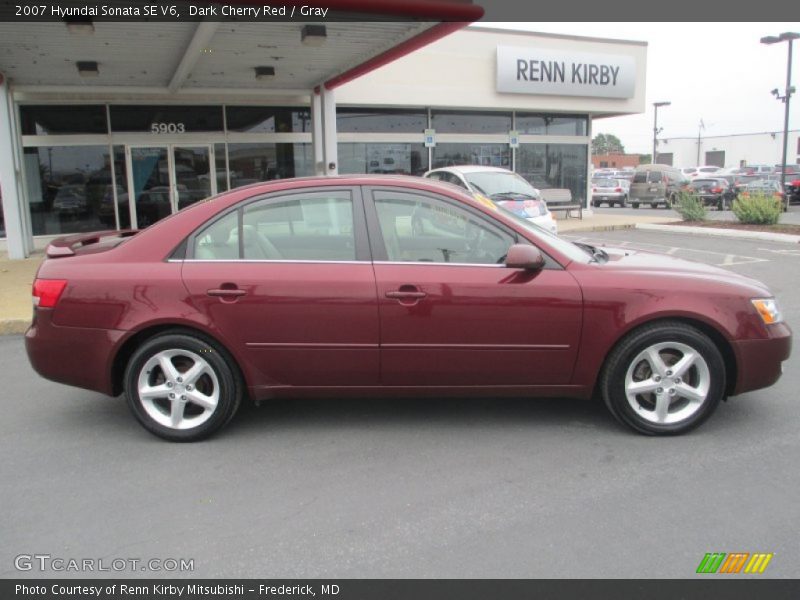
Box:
[592, 133, 625, 155]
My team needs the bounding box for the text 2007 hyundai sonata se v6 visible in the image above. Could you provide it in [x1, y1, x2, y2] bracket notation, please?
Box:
[26, 175, 791, 441]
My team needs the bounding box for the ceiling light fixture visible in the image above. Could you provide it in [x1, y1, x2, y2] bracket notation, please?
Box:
[76, 61, 99, 78]
[254, 66, 275, 81]
[301, 25, 327, 47]
[64, 17, 94, 35]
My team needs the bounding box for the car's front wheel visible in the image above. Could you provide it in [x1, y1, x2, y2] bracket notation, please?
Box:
[600, 322, 725, 435]
[124, 331, 243, 442]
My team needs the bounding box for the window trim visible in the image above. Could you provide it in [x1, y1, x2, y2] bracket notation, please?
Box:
[184, 186, 370, 262]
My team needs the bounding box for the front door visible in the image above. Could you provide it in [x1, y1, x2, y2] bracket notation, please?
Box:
[365, 187, 583, 387]
[126, 144, 214, 228]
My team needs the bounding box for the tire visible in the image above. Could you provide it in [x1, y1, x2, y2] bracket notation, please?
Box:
[631, 202, 639, 209]
[599, 321, 726, 435]
[593, 201, 600, 208]
[124, 331, 243, 442]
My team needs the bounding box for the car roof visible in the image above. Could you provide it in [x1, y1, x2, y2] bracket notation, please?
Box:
[426, 165, 513, 175]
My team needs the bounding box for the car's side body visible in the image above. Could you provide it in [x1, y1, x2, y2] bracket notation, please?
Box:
[26, 176, 790, 415]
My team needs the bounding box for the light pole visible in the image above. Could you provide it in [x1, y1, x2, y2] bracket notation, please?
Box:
[652, 101, 671, 164]
[761, 31, 798, 211]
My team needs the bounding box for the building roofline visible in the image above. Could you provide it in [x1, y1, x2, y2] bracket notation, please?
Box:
[465, 24, 648, 47]
[663, 129, 800, 141]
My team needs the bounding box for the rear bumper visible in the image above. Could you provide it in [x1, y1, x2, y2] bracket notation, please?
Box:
[731, 322, 792, 395]
[25, 309, 123, 396]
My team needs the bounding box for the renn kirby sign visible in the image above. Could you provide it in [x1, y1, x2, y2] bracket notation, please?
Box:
[496, 46, 636, 99]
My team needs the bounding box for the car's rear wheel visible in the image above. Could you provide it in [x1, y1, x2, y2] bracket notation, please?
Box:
[631, 202, 639, 209]
[124, 332, 242, 442]
[600, 322, 725, 435]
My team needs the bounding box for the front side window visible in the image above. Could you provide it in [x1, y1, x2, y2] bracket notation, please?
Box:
[372, 191, 513, 265]
[243, 191, 355, 261]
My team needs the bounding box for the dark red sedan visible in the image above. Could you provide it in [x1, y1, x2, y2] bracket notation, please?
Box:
[26, 175, 791, 441]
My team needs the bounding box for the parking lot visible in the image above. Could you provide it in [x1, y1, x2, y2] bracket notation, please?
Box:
[2, 229, 799, 579]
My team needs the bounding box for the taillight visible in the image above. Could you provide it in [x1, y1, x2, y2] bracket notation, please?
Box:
[615, 187, 623, 192]
[711, 187, 723, 194]
[663, 175, 668, 183]
[32, 279, 67, 308]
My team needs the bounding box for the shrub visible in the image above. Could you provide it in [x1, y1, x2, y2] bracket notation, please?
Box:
[732, 193, 782, 225]
[674, 191, 706, 222]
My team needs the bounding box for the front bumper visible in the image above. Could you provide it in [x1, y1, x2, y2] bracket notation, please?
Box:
[731, 322, 792, 395]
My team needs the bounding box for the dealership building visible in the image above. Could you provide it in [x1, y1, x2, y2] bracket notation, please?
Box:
[0, 15, 647, 259]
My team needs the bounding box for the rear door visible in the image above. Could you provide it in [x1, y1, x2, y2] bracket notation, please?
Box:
[364, 186, 583, 387]
[181, 186, 380, 387]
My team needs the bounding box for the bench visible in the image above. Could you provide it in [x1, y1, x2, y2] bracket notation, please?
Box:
[541, 188, 582, 220]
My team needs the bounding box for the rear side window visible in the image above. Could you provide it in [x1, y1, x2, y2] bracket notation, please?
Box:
[193, 211, 239, 260]
[242, 191, 355, 261]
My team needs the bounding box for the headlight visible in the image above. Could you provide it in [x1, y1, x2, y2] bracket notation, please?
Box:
[751, 298, 783, 324]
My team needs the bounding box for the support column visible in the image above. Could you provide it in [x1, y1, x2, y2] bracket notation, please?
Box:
[584, 115, 593, 216]
[320, 85, 338, 176]
[311, 89, 324, 176]
[0, 73, 29, 259]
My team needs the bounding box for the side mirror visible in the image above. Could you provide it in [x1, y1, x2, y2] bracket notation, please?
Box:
[505, 244, 545, 271]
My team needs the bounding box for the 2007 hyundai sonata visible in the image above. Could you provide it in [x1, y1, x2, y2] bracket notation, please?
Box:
[26, 175, 791, 441]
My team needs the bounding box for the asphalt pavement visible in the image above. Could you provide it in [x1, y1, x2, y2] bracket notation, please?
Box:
[2, 229, 799, 579]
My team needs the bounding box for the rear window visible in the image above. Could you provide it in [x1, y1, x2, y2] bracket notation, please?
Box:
[634, 171, 664, 183]
[690, 179, 721, 188]
[593, 178, 616, 187]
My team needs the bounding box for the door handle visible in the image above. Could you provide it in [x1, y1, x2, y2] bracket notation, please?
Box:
[385, 291, 427, 299]
[386, 285, 427, 302]
[207, 288, 246, 298]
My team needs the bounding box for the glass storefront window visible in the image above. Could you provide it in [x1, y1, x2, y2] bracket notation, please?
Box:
[338, 143, 427, 176]
[110, 105, 224, 133]
[431, 143, 510, 169]
[20, 105, 108, 135]
[431, 110, 512, 134]
[214, 143, 228, 193]
[24, 145, 114, 236]
[227, 143, 313, 189]
[337, 108, 427, 133]
[516, 143, 588, 204]
[515, 113, 588, 136]
[225, 106, 312, 133]
[110, 145, 130, 229]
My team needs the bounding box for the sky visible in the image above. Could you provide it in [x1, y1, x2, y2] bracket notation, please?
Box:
[483, 22, 800, 154]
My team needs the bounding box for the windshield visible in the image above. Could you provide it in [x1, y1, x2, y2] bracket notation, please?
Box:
[496, 206, 592, 264]
[464, 171, 539, 198]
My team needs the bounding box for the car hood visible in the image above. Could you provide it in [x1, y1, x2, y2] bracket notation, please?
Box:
[596, 246, 771, 295]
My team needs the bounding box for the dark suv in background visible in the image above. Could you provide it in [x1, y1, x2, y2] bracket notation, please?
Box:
[629, 164, 689, 208]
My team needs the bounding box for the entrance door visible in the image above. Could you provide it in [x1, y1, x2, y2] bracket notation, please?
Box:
[126, 144, 214, 229]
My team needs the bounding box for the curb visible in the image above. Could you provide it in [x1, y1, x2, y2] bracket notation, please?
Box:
[0, 319, 29, 336]
[635, 223, 800, 245]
